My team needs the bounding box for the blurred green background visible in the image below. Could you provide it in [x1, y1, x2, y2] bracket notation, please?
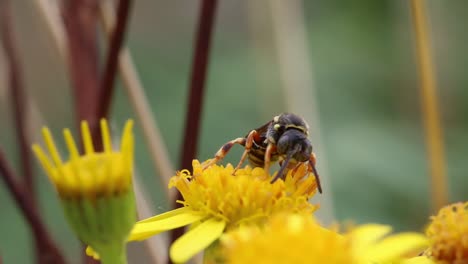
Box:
[1, 0, 467, 263]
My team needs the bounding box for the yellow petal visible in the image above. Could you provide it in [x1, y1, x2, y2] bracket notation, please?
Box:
[129, 210, 206, 241]
[100, 119, 112, 153]
[42, 127, 62, 167]
[32, 145, 55, 180]
[63, 129, 80, 160]
[365, 233, 428, 262]
[170, 218, 226, 263]
[352, 224, 392, 249]
[137, 207, 193, 224]
[401, 256, 435, 264]
[81, 121, 94, 154]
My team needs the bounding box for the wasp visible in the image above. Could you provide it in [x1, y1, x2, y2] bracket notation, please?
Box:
[202, 113, 322, 193]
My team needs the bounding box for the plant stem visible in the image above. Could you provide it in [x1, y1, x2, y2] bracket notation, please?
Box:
[63, 0, 102, 151]
[0, 0, 35, 197]
[170, 0, 219, 256]
[0, 150, 66, 264]
[97, 243, 127, 264]
[62, 2, 102, 263]
[0, 2, 61, 262]
[98, 0, 133, 119]
[409, 0, 448, 211]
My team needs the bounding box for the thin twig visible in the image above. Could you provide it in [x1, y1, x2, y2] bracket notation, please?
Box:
[170, 0, 218, 251]
[32, 0, 67, 60]
[33, 1, 173, 261]
[98, 0, 133, 119]
[0, 1, 44, 261]
[134, 176, 168, 263]
[0, 0, 34, 197]
[0, 150, 66, 264]
[98, 0, 176, 201]
[409, 0, 448, 210]
[36, 0, 176, 201]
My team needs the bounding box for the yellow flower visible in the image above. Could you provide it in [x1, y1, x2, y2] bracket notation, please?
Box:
[129, 160, 319, 263]
[33, 120, 134, 199]
[401, 256, 434, 264]
[222, 213, 428, 264]
[33, 119, 136, 264]
[425, 201, 468, 264]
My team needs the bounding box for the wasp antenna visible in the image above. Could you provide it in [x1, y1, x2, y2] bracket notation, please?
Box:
[270, 144, 300, 183]
[310, 160, 322, 194]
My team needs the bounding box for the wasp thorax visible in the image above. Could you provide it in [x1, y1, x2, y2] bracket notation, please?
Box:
[275, 113, 309, 133]
[268, 113, 309, 143]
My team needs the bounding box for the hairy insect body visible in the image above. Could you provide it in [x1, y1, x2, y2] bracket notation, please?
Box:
[203, 113, 322, 193]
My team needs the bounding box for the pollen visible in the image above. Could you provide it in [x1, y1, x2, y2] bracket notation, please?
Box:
[426, 202, 468, 263]
[32, 119, 134, 200]
[170, 159, 319, 229]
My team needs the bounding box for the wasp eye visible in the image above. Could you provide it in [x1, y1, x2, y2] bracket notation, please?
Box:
[274, 124, 281, 130]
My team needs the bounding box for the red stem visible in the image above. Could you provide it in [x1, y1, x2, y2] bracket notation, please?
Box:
[0, 1, 55, 262]
[0, 150, 66, 264]
[62, 1, 102, 263]
[169, 0, 218, 256]
[98, 0, 133, 119]
[63, 0, 102, 151]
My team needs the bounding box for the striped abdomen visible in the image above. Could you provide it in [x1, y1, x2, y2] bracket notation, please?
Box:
[247, 142, 279, 167]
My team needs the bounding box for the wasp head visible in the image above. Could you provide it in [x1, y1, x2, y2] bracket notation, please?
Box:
[267, 113, 321, 193]
[269, 114, 314, 182]
[276, 129, 312, 162]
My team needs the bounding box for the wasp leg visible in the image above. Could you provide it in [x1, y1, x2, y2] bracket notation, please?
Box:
[291, 162, 302, 176]
[308, 152, 322, 193]
[264, 143, 275, 175]
[233, 130, 258, 175]
[278, 159, 302, 177]
[202, 137, 246, 170]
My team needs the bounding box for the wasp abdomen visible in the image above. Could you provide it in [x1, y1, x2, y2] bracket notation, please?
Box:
[248, 148, 279, 168]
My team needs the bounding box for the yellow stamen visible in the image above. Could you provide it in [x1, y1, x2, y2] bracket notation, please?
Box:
[426, 201, 468, 263]
[128, 159, 319, 263]
[168, 160, 318, 229]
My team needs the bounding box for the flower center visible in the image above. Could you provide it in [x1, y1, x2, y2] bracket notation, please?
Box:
[426, 202, 468, 263]
[53, 152, 131, 200]
[170, 160, 318, 229]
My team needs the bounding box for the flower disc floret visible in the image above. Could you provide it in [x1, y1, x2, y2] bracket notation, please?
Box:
[426, 202, 468, 263]
[129, 159, 319, 263]
[171, 159, 318, 228]
[33, 120, 134, 200]
[33, 119, 136, 264]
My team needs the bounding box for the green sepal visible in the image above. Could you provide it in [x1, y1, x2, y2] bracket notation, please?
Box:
[60, 188, 137, 264]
